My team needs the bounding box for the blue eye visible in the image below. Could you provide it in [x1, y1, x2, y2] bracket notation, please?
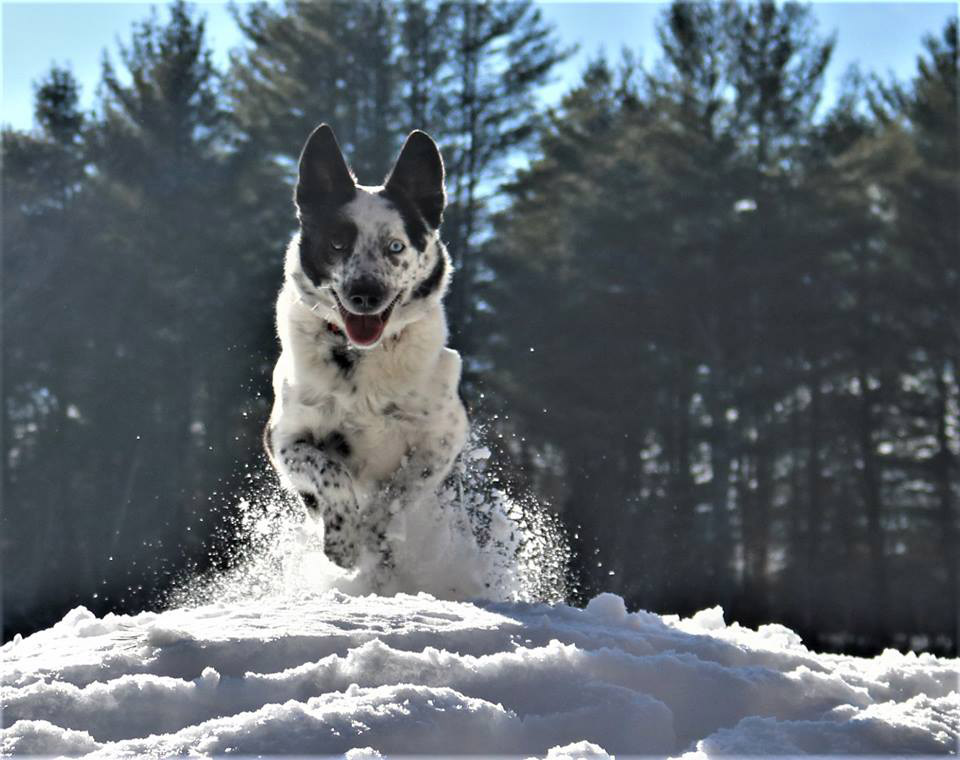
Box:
[387, 239, 405, 254]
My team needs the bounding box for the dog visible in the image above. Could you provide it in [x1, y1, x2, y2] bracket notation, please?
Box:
[264, 124, 469, 577]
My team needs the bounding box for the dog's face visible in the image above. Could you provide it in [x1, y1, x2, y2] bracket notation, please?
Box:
[288, 124, 450, 348]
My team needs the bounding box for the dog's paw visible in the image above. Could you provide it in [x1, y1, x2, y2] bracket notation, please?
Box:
[324, 530, 360, 570]
[367, 554, 395, 594]
[298, 490, 361, 569]
[353, 538, 395, 594]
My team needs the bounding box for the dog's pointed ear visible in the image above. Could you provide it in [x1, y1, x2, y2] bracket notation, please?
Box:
[384, 130, 445, 229]
[296, 124, 355, 211]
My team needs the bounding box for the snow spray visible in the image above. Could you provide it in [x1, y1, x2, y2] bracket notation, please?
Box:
[164, 430, 570, 609]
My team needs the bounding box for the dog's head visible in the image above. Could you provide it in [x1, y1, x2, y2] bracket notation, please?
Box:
[287, 124, 451, 348]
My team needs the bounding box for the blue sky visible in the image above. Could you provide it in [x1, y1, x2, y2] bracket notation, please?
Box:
[2, 1, 956, 132]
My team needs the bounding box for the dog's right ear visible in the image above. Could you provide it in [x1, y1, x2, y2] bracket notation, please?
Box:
[296, 124, 355, 212]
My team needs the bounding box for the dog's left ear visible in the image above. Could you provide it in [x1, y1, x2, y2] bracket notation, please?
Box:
[384, 131, 445, 229]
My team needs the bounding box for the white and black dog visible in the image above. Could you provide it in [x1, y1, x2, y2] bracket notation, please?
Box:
[264, 124, 468, 576]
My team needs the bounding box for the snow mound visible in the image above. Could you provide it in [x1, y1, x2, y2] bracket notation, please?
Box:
[3, 591, 956, 757]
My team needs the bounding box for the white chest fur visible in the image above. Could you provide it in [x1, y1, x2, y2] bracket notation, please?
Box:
[268, 283, 466, 495]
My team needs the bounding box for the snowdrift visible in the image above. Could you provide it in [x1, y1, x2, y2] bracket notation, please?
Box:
[3, 590, 957, 757]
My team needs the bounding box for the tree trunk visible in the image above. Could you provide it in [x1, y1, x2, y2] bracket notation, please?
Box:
[934, 360, 958, 640]
[857, 364, 886, 644]
[804, 373, 823, 632]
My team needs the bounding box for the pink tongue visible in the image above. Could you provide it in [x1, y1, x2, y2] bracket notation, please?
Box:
[343, 312, 385, 346]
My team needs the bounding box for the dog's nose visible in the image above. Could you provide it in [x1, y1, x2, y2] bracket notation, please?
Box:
[345, 278, 387, 313]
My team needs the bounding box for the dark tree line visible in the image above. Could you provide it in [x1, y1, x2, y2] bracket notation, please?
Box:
[481, 5, 958, 655]
[2, 1, 956, 655]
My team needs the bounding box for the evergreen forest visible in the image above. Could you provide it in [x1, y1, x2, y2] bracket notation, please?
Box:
[3, 0, 958, 656]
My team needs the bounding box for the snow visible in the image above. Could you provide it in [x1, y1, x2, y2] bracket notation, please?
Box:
[3, 590, 957, 757]
[2, 451, 957, 756]
[161, 442, 571, 611]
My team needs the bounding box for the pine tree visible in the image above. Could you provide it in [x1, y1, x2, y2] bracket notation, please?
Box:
[76, 0, 244, 613]
[2, 65, 97, 631]
[485, 0, 843, 626]
[873, 19, 959, 642]
[229, 0, 404, 182]
[440, 1, 572, 357]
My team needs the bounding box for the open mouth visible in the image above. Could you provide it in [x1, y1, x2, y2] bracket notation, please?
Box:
[332, 291, 401, 347]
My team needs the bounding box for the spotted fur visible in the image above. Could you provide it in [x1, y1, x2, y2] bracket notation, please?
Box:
[265, 125, 469, 581]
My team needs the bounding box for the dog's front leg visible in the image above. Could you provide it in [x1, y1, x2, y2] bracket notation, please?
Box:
[268, 431, 362, 569]
[353, 441, 456, 589]
[380, 385, 469, 511]
[380, 443, 455, 509]
[376, 402, 469, 528]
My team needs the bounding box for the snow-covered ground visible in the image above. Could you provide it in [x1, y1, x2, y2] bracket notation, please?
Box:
[3, 590, 957, 757]
[3, 454, 957, 757]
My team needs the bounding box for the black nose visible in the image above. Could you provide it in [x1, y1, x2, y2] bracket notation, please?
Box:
[345, 277, 387, 313]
